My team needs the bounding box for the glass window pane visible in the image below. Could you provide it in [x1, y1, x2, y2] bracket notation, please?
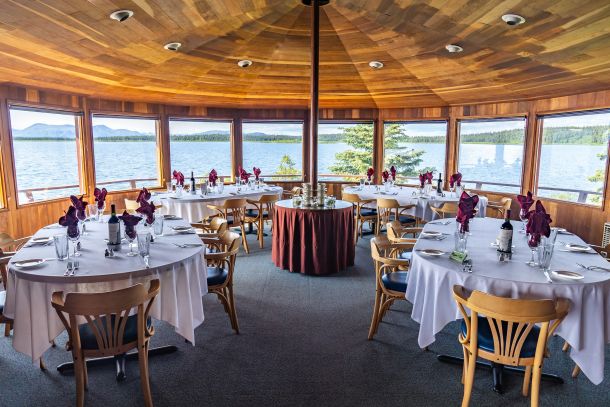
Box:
[92, 116, 160, 192]
[242, 121, 303, 181]
[9, 108, 80, 204]
[538, 111, 610, 205]
[169, 120, 232, 181]
[318, 122, 374, 182]
[384, 121, 447, 184]
[458, 119, 525, 193]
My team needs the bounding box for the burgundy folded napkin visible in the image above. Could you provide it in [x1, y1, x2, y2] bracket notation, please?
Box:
[419, 173, 425, 188]
[382, 170, 390, 182]
[136, 187, 151, 204]
[253, 167, 261, 180]
[173, 170, 185, 186]
[390, 166, 397, 181]
[367, 167, 374, 181]
[517, 191, 534, 213]
[450, 172, 462, 188]
[209, 169, 218, 186]
[70, 195, 88, 221]
[94, 187, 107, 210]
[526, 200, 552, 246]
[239, 166, 251, 182]
[425, 171, 434, 184]
[59, 206, 80, 238]
[136, 200, 156, 225]
[456, 191, 479, 233]
[119, 211, 142, 239]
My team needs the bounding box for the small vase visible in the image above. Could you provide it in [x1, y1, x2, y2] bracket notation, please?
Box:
[454, 223, 468, 254]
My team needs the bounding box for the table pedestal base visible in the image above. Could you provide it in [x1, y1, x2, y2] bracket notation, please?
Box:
[57, 345, 178, 381]
[437, 354, 563, 393]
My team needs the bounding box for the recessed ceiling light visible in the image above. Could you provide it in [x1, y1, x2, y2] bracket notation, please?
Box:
[502, 14, 526, 26]
[369, 61, 384, 69]
[445, 44, 464, 53]
[237, 60, 252, 68]
[163, 42, 182, 51]
[109, 10, 134, 22]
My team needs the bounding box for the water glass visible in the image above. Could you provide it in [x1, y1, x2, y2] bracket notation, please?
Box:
[383, 182, 390, 193]
[97, 203, 106, 222]
[537, 230, 558, 271]
[175, 185, 183, 198]
[137, 230, 151, 257]
[359, 178, 365, 189]
[153, 215, 164, 237]
[218, 183, 224, 194]
[53, 234, 69, 260]
[166, 182, 173, 193]
[87, 204, 98, 221]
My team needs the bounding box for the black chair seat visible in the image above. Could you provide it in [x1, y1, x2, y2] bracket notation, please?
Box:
[381, 271, 408, 292]
[398, 215, 416, 224]
[460, 317, 540, 358]
[399, 251, 412, 261]
[78, 314, 151, 350]
[360, 209, 377, 217]
[246, 209, 269, 219]
[207, 266, 229, 286]
[0, 290, 5, 313]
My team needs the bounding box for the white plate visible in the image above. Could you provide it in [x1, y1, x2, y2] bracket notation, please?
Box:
[422, 231, 442, 237]
[171, 225, 192, 231]
[417, 249, 445, 256]
[551, 270, 584, 280]
[163, 215, 182, 220]
[555, 228, 574, 235]
[174, 229, 195, 235]
[30, 236, 53, 244]
[43, 224, 63, 229]
[565, 243, 593, 252]
[13, 258, 46, 268]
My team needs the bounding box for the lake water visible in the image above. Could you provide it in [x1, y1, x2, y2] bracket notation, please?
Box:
[12, 140, 607, 204]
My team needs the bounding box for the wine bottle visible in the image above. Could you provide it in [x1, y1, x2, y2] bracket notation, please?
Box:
[190, 171, 196, 194]
[497, 209, 513, 261]
[108, 204, 121, 250]
[436, 173, 443, 195]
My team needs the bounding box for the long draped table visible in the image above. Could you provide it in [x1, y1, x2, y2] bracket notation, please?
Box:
[154, 185, 283, 222]
[4, 218, 207, 362]
[272, 200, 354, 275]
[406, 217, 610, 385]
[343, 185, 487, 222]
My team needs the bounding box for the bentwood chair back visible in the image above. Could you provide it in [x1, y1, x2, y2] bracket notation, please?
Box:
[203, 231, 241, 333]
[368, 236, 413, 340]
[283, 186, 303, 199]
[191, 217, 228, 239]
[124, 199, 139, 214]
[342, 192, 376, 243]
[430, 202, 458, 219]
[375, 198, 417, 234]
[244, 194, 278, 249]
[51, 280, 160, 407]
[452, 285, 569, 407]
[487, 197, 512, 219]
[0, 254, 13, 337]
[0, 233, 30, 253]
[208, 198, 250, 253]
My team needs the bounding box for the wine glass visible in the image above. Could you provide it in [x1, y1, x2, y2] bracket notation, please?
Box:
[87, 204, 98, 222]
[97, 203, 106, 222]
[67, 226, 81, 257]
[359, 178, 365, 190]
[125, 226, 138, 256]
[519, 209, 528, 234]
[526, 236, 538, 266]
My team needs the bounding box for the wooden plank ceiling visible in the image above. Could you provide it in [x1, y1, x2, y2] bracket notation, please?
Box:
[0, 0, 609, 108]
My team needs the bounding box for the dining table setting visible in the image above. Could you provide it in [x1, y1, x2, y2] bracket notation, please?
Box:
[4, 189, 209, 366]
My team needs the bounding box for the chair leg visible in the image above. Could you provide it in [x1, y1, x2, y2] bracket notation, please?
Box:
[4, 321, 11, 336]
[368, 287, 382, 340]
[461, 346, 468, 385]
[138, 342, 153, 407]
[562, 341, 570, 352]
[75, 355, 86, 407]
[240, 225, 250, 253]
[227, 284, 240, 334]
[461, 350, 476, 407]
[258, 219, 264, 249]
[572, 365, 581, 378]
[531, 362, 543, 407]
[522, 365, 532, 396]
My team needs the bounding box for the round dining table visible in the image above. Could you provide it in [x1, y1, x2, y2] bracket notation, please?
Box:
[4, 217, 208, 362]
[343, 185, 488, 222]
[272, 200, 355, 275]
[154, 185, 284, 223]
[406, 217, 610, 385]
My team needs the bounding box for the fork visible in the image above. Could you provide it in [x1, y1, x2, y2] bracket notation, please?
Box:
[64, 261, 73, 276]
[577, 263, 610, 272]
[70, 261, 79, 276]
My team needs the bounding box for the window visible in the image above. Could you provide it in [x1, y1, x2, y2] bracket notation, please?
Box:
[384, 121, 447, 184]
[169, 119, 232, 181]
[458, 118, 526, 193]
[9, 107, 81, 204]
[92, 115, 160, 192]
[537, 110, 610, 205]
[242, 121, 303, 181]
[318, 122, 374, 181]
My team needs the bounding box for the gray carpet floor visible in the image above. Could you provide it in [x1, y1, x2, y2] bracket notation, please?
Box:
[1, 230, 609, 406]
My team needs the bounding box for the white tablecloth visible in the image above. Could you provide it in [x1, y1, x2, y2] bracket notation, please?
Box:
[406, 217, 610, 384]
[155, 185, 284, 222]
[343, 186, 487, 222]
[4, 218, 207, 361]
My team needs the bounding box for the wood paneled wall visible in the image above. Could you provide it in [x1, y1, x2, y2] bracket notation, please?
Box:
[0, 83, 609, 244]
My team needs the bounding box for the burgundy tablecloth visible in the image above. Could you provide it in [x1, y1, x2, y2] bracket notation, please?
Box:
[272, 204, 355, 275]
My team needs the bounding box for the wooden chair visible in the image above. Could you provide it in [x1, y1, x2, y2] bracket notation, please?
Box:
[487, 197, 512, 219]
[452, 285, 569, 407]
[283, 186, 302, 199]
[203, 231, 241, 333]
[51, 280, 160, 407]
[368, 235, 414, 340]
[244, 194, 278, 249]
[191, 217, 228, 239]
[342, 192, 376, 242]
[386, 221, 423, 264]
[208, 198, 250, 254]
[0, 233, 30, 253]
[124, 199, 139, 214]
[375, 198, 417, 234]
[430, 202, 458, 219]
[0, 255, 13, 337]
